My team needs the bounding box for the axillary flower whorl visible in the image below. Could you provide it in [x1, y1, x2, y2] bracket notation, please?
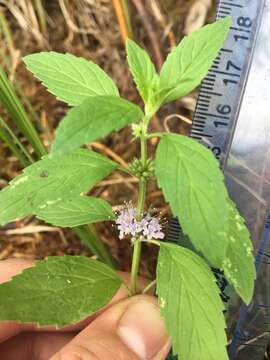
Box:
[115, 204, 164, 242]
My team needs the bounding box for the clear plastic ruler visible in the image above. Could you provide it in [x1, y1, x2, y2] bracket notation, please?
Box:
[167, 0, 270, 359]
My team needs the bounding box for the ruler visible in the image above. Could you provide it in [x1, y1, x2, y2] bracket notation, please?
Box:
[167, 0, 270, 359]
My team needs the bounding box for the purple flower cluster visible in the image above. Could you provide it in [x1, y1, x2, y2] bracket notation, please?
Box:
[116, 205, 164, 241]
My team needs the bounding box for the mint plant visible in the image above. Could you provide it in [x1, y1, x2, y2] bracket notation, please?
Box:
[0, 17, 256, 359]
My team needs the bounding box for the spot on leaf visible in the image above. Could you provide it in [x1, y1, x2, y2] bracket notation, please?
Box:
[40, 170, 49, 178]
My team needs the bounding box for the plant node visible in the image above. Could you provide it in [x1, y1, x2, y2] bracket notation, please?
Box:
[129, 157, 154, 179]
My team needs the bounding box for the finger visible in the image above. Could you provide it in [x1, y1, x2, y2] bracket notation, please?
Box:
[50, 295, 171, 360]
[0, 331, 74, 360]
[0, 259, 150, 340]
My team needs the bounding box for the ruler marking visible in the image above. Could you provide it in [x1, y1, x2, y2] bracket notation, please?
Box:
[203, 76, 215, 81]
[220, 5, 231, 10]
[219, 10, 231, 15]
[190, 130, 212, 137]
[197, 100, 210, 106]
[203, 80, 215, 86]
[196, 111, 229, 120]
[197, 103, 209, 109]
[221, 48, 233, 53]
[192, 126, 205, 131]
[197, 104, 209, 109]
[209, 69, 240, 77]
[195, 115, 207, 119]
[203, 84, 213, 90]
[195, 117, 207, 121]
[204, 77, 216, 83]
[197, 96, 210, 102]
[206, 73, 217, 78]
[197, 108, 210, 113]
[193, 120, 206, 125]
[222, 1, 243, 8]
[200, 90, 222, 96]
[199, 94, 211, 99]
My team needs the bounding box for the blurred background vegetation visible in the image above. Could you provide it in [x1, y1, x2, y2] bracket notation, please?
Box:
[0, 0, 216, 276]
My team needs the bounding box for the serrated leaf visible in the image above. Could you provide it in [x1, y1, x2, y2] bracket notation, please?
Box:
[155, 133, 229, 267]
[159, 17, 231, 104]
[157, 243, 228, 360]
[126, 39, 157, 103]
[0, 256, 122, 327]
[51, 96, 143, 155]
[23, 52, 119, 106]
[36, 196, 116, 227]
[0, 149, 117, 225]
[222, 199, 256, 304]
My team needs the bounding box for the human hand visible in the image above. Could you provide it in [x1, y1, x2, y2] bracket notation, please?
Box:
[0, 259, 170, 360]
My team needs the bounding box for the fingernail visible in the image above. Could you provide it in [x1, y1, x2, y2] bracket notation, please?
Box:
[117, 299, 168, 359]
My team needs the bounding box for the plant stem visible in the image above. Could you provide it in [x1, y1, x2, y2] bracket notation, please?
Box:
[130, 238, 142, 294]
[130, 132, 148, 295]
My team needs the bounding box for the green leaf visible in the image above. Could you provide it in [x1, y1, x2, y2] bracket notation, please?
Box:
[159, 17, 231, 104]
[23, 52, 119, 106]
[155, 133, 229, 267]
[0, 256, 122, 327]
[0, 149, 117, 225]
[51, 96, 143, 155]
[157, 243, 228, 360]
[126, 39, 157, 104]
[36, 196, 116, 227]
[222, 199, 256, 304]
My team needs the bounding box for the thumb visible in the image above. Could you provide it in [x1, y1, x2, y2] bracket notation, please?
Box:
[50, 295, 170, 360]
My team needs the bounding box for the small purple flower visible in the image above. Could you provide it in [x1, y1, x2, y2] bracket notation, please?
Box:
[116, 206, 137, 239]
[115, 205, 164, 241]
[143, 218, 164, 240]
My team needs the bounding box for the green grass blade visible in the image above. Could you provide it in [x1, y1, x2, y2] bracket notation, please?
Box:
[0, 123, 29, 167]
[0, 64, 46, 158]
[0, 48, 41, 127]
[34, 0, 47, 34]
[73, 225, 117, 268]
[0, 10, 15, 54]
[0, 116, 34, 166]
